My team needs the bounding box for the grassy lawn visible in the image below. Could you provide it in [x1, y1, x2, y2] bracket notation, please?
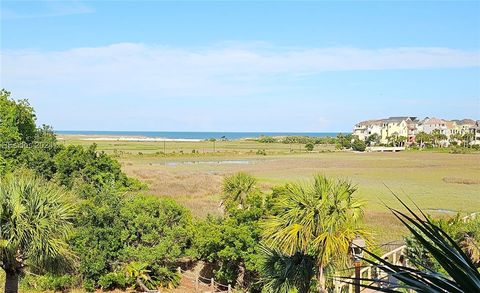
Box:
[59, 136, 480, 244]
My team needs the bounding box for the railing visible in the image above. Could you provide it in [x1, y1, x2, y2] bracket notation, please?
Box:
[336, 211, 479, 292]
[334, 244, 406, 293]
[177, 267, 233, 293]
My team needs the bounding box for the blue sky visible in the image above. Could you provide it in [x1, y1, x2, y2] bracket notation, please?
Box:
[1, 1, 479, 132]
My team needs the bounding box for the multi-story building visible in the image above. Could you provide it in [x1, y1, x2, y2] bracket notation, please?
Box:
[418, 117, 448, 135]
[380, 117, 416, 144]
[453, 119, 476, 135]
[352, 119, 383, 141]
[353, 116, 477, 146]
[445, 121, 459, 137]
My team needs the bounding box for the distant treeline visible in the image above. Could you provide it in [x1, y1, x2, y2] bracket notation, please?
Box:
[256, 135, 339, 145]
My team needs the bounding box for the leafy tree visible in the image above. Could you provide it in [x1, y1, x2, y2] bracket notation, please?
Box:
[194, 174, 277, 290]
[70, 189, 125, 285]
[336, 134, 353, 149]
[262, 175, 366, 292]
[305, 143, 314, 152]
[119, 195, 193, 266]
[54, 144, 143, 193]
[386, 133, 407, 147]
[0, 171, 76, 293]
[432, 129, 448, 147]
[415, 131, 433, 148]
[450, 132, 464, 145]
[365, 133, 380, 147]
[71, 191, 193, 290]
[463, 132, 474, 147]
[17, 125, 62, 180]
[0, 90, 63, 180]
[194, 192, 269, 289]
[351, 139, 366, 152]
[0, 90, 37, 162]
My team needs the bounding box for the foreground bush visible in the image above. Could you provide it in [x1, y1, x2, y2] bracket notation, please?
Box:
[20, 274, 80, 292]
[71, 191, 193, 290]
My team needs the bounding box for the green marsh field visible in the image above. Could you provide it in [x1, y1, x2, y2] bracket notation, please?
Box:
[60, 135, 480, 244]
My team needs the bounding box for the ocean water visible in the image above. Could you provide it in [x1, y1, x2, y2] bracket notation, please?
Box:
[56, 131, 340, 140]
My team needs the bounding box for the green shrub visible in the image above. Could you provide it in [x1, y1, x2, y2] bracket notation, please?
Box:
[154, 267, 181, 289]
[83, 278, 95, 292]
[256, 149, 267, 155]
[305, 143, 314, 152]
[21, 274, 78, 292]
[0, 155, 7, 176]
[351, 139, 366, 152]
[258, 136, 278, 143]
[98, 272, 128, 290]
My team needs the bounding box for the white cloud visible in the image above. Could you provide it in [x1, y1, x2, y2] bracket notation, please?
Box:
[1, 43, 479, 99]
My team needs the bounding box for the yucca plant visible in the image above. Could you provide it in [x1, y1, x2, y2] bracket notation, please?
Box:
[340, 196, 480, 292]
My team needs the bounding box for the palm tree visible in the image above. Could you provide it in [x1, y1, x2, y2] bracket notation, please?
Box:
[0, 171, 76, 293]
[222, 172, 258, 207]
[259, 246, 316, 293]
[262, 175, 365, 292]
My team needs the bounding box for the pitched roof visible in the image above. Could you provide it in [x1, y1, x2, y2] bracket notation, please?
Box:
[422, 117, 445, 125]
[445, 121, 457, 129]
[457, 119, 476, 126]
[356, 119, 384, 126]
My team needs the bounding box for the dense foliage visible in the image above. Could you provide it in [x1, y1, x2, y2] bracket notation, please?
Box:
[257, 135, 338, 146]
[194, 173, 276, 290]
[71, 191, 193, 290]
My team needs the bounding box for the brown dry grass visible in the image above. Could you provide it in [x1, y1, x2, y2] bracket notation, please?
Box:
[117, 151, 480, 243]
[442, 177, 480, 185]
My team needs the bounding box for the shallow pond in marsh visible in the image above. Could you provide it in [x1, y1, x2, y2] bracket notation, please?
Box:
[165, 159, 267, 166]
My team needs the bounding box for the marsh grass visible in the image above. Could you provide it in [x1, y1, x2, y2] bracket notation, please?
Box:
[60, 136, 480, 243]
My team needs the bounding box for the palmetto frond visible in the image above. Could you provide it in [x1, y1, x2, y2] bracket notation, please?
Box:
[222, 172, 258, 206]
[0, 170, 76, 273]
[259, 246, 316, 293]
[262, 175, 365, 260]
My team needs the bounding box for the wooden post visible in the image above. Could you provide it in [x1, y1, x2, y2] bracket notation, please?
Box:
[177, 267, 181, 274]
[354, 260, 361, 293]
[228, 284, 232, 292]
[211, 277, 215, 291]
